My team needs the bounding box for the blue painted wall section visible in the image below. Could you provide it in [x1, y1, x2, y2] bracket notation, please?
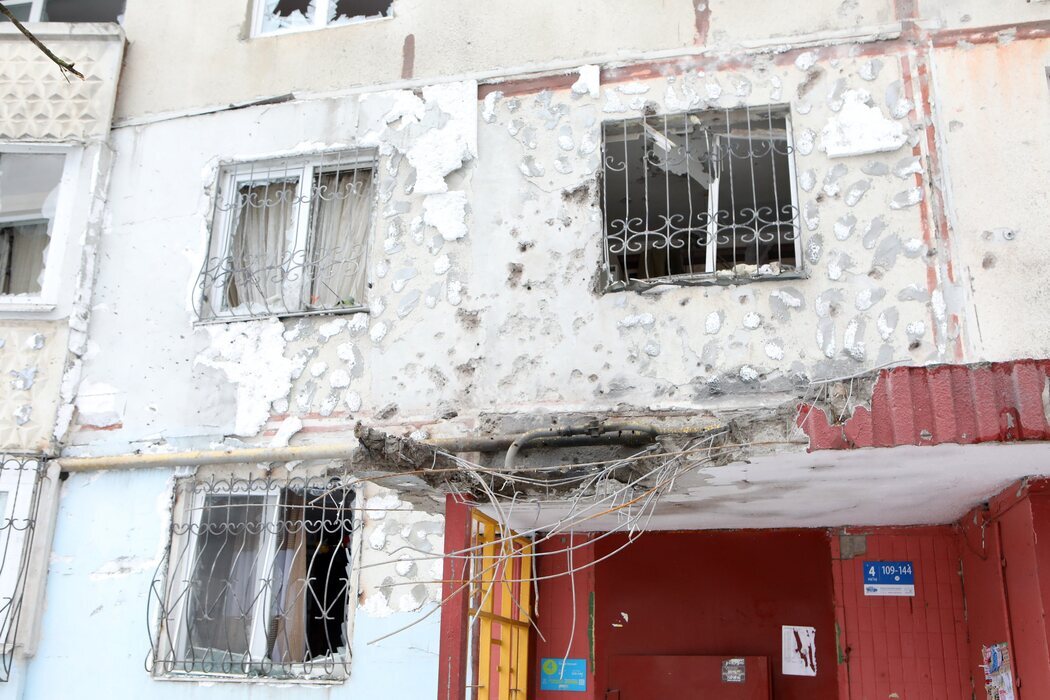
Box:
[19, 469, 440, 700]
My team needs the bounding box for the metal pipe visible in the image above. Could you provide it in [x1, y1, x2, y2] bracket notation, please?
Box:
[504, 423, 659, 470]
[54, 422, 697, 473]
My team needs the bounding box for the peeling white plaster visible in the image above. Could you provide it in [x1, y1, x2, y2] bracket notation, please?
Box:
[705, 312, 722, 335]
[820, 90, 907, 158]
[369, 321, 389, 343]
[794, 52, 817, 71]
[618, 313, 655, 329]
[404, 82, 479, 195]
[423, 191, 469, 241]
[269, 416, 303, 447]
[572, 65, 601, 98]
[195, 319, 294, 437]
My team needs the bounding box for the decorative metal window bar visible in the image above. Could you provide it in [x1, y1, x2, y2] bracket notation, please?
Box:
[195, 150, 377, 322]
[149, 473, 356, 680]
[600, 104, 801, 290]
[0, 456, 48, 682]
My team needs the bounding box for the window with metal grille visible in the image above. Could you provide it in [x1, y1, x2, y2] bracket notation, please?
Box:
[0, 152, 64, 297]
[149, 475, 356, 680]
[467, 510, 532, 700]
[600, 105, 801, 289]
[0, 456, 48, 682]
[252, 0, 393, 36]
[196, 151, 376, 322]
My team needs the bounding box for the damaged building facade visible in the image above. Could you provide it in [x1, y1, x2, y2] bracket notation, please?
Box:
[0, 0, 1049, 698]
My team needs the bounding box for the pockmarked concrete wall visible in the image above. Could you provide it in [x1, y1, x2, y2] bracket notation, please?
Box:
[75, 36, 983, 458]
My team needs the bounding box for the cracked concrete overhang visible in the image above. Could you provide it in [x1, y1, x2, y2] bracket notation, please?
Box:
[488, 440, 1050, 532]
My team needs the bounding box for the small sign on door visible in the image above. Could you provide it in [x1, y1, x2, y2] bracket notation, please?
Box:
[863, 560, 915, 597]
[782, 626, 817, 677]
[540, 658, 587, 692]
[722, 657, 746, 683]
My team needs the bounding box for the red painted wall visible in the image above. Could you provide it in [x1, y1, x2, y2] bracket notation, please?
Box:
[532, 534, 598, 700]
[592, 530, 838, 699]
[960, 484, 1050, 700]
[437, 495, 473, 700]
[831, 527, 970, 700]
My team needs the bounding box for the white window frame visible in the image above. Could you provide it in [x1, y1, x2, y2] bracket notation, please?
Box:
[201, 150, 376, 323]
[155, 480, 361, 683]
[0, 145, 78, 313]
[250, 0, 393, 38]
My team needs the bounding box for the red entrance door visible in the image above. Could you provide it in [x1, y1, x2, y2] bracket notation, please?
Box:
[606, 655, 772, 700]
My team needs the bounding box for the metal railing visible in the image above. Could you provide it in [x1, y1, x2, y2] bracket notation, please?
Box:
[0, 456, 47, 682]
[195, 150, 377, 322]
[601, 104, 801, 289]
[148, 473, 357, 680]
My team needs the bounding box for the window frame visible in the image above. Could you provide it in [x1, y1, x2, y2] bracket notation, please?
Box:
[198, 150, 377, 324]
[153, 476, 362, 684]
[249, 0, 394, 38]
[599, 104, 805, 292]
[0, 144, 77, 313]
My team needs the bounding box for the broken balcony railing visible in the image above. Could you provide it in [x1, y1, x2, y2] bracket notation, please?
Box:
[148, 473, 356, 679]
[600, 104, 802, 289]
[195, 151, 377, 322]
[0, 456, 48, 682]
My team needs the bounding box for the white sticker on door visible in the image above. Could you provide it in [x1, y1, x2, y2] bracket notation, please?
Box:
[782, 625, 817, 677]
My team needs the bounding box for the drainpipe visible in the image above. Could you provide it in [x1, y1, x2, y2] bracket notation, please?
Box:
[53, 423, 677, 473]
[503, 423, 659, 470]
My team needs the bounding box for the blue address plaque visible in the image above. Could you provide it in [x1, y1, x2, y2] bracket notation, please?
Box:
[863, 560, 915, 597]
[540, 658, 588, 692]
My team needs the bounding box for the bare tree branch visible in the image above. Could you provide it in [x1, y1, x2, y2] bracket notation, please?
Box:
[0, 2, 85, 80]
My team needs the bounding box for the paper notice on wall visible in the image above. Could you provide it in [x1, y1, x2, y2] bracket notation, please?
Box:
[782, 625, 817, 677]
[982, 643, 1016, 700]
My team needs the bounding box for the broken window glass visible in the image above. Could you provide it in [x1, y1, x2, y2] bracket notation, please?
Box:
[0, 152, 64, 297]
[1, 0, 124, 22]
[330, 0, 392, 23]
[198, 151, 376, 321]
[155, 480, 355, 678]
[40, 0, 125, 22]
[257, 0, 391, 34]
[263, 0, 315, 32]
[601, 105, 800, 288]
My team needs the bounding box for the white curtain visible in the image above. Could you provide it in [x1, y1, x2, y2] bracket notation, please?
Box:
[0, 223, 49, 295]
[225, 181, 296, 311]
[309, 170, 373, 309]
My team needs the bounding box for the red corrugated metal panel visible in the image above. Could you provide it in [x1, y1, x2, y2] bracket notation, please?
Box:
[800, 360, 1050, 450]
[832, 528, 971, 700]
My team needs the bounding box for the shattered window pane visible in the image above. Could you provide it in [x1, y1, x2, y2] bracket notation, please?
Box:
[152, 480, 355, 678]
[0, 152, 64, 297]
[262, 0, 315, 32]
[330, 0, 392, 23]
[601, 105, 800, 288]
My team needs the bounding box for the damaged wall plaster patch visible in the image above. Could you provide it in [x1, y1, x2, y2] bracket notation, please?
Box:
[820, 90, 907, 158]
[423, 191, 469, 241]
[195, 319, 294, 437]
